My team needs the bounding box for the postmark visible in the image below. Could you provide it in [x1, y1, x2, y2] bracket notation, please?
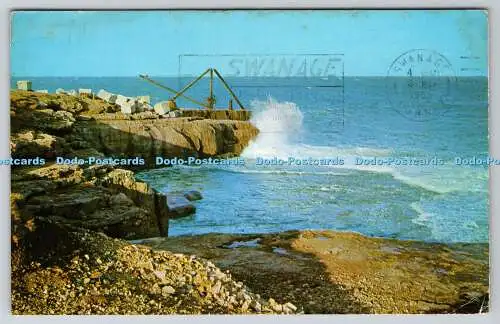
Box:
[386, 49, 458, 121]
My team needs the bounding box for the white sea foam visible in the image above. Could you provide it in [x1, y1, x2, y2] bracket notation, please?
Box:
[223, 168, 347, 176]
[241, 97, 488, 195]
[410, 201, 433, 226]
[242, 97, 392, 173]
[392, 164, 488, 194]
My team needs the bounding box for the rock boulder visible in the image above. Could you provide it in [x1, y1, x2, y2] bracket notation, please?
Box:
[136, 95, 151, 104]
[166, 193, 196, 219]
[184, 190, 203, 201]
[13, 165, 169, 240]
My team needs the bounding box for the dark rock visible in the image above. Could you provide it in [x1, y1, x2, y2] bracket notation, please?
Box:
[184, 190, 203, 201]
[12, 164, 168, 240]
[166, 194, 196, 219]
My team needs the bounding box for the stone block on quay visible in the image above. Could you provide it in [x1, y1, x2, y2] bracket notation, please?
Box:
[135, 102, 146, 113]
[16, 80, 32, 91]
[115, 94, 131, 107]
[141, 103, 153, 111]
[78, 88, 93, 96]
[120, 100, 140, 114]
[136, 95, 151, 104]
[97, 89, 118, 104]
[108, 94, 118, 104]
[167, 110, 182, 118]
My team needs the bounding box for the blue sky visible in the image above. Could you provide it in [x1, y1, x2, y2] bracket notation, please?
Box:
[10, 10, 488, 77]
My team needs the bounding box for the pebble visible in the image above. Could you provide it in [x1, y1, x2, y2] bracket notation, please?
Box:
[228, 295, 237, 305]
[241, 300, 250, 311]
[10, 207, 298, 315]
[161, 285, 176, 296]
[284, 302, 297, 312]
[153, 270, 166, 281]
[212, 281, 222, 295]
[250, 300, 262, 312]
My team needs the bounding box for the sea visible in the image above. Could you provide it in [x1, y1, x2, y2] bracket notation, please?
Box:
[10, 76, 489, 243]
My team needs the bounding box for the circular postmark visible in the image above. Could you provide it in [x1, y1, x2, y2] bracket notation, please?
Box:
[386, 49, 457, 121]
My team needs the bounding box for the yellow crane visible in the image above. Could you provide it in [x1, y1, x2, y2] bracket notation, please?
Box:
[139, 68, 245, 111]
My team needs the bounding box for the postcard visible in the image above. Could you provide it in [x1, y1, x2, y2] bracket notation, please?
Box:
[9, 10, 489, 314]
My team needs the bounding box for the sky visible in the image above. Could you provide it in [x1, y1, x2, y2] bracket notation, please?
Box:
[10, 10, 488, 77]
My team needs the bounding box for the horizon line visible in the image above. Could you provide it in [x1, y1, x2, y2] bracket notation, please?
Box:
[10, 75, 489, 78]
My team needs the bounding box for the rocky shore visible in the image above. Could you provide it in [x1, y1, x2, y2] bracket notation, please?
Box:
[10, 90, 282, 314]
[10, 90, 489, 314]
[139, 230, 489, 314]
[10, 90, 258, 168]
[10, 89, 258, 241]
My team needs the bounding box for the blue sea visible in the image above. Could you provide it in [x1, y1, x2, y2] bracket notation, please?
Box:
[11, 76, 489, 243]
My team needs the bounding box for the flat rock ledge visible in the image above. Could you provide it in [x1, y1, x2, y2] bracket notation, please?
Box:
[140, 230, 490, 314]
